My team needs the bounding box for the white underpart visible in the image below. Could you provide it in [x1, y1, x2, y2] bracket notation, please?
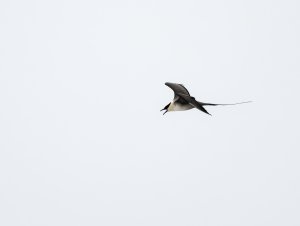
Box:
[168, 101, 194, 111]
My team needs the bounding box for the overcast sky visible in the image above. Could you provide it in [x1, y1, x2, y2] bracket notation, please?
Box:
[1, 0, 300, 225]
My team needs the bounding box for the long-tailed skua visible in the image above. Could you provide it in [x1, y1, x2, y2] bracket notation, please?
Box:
[161, 82, 250, 115]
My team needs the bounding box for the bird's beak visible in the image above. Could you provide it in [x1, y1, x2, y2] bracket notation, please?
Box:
[160, 108, 167, 115]
[161, 103, 170, 115]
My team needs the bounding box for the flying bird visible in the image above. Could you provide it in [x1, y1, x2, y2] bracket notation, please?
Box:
[161, 82, 250, 115]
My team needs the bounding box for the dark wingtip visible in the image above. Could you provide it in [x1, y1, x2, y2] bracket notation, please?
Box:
[165, 82, 176, 86]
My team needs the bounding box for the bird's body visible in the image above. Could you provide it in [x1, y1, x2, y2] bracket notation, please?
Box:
[168, 100, 194, 112]
[161, 82, 250, 115]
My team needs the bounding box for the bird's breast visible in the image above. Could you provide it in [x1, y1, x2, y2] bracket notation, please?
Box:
[168, 102, 194, 111]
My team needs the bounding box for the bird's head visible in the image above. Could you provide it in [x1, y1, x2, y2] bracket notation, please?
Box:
[160, 103, 170, 115]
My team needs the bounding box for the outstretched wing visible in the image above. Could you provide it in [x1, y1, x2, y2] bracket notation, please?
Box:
[189, 99, 211, 115]
[165, 82, 191, 97]
[177, 93, 211, 115]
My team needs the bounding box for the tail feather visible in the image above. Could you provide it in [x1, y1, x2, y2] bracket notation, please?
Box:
[199, 101, 252, 106]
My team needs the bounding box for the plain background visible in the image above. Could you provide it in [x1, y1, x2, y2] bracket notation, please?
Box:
[0, 0, 299, 225]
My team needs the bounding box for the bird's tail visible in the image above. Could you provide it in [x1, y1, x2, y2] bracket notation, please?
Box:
[198, 101, 252, 106]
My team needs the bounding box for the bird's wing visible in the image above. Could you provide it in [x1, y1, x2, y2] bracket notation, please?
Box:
[178, 93, 211, 115]
[165, 82, 191, 97]
[174, 95, 189, 104]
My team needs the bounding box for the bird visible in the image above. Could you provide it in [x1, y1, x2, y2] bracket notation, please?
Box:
[161, 82, 251, 115]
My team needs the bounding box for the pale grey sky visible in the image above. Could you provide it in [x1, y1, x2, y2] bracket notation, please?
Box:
[0, 0, 300, 225]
